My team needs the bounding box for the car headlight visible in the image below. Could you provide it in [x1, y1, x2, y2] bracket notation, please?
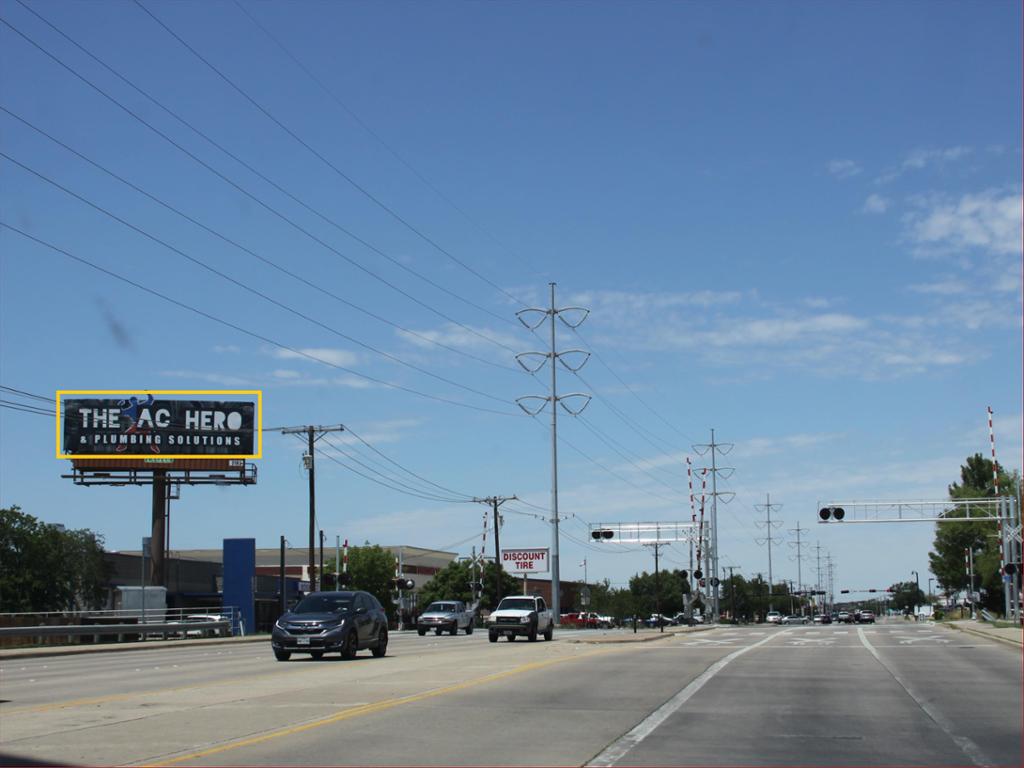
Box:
[525, 612, 536, 623]
[274, 619, 287, 630]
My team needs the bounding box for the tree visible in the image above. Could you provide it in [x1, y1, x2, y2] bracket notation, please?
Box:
[629, 569, 685, 618]
[326, 544, 396, 618]
[886, 581, 926, 613]
[928, 454, 1019, 612]
[0, 506, 109, 612]
[417, 560, 519, 612]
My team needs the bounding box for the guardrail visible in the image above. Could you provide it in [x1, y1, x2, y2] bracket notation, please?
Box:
[0, 606, 241, 647]
[0, 619, 230, 640]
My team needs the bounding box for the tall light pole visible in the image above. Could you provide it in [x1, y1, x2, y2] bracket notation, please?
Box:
[516, 283, 591, 622]
[911, 570, 919, 617]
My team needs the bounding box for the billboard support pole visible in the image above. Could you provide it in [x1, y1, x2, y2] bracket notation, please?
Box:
[150, 470, 167, 587]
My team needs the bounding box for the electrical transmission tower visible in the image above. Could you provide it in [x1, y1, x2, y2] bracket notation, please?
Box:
[473, 495, 517, 604]
[754, 493, 784, 612]
[693, 429, 734, 621]
[788, 522, 810, 615]
[516, 282, 591, 622]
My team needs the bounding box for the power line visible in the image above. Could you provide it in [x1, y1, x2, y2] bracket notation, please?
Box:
[0, 385, 51, 403]
[0, 106, 518, 375]
[132, 0, 521, 330]
[0, 13, 519, 356]
[230, 0, 530, 312]
[2, 152, 518, 410]
[0, 222, 516, 417]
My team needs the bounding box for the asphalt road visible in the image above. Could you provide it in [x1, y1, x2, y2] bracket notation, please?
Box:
[1, 622, 1019, 766]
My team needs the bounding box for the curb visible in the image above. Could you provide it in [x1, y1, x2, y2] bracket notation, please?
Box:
[0, 634, 270, 661]
[941, 622, 1023, 650]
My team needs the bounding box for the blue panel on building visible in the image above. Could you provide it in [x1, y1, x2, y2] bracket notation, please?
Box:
[223, 538, 255, 635]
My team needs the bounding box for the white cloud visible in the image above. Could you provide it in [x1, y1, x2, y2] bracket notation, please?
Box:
[273, 347, 359, 367]
[827, 159, 862, 179]
[902, 146, 973, 170]
[396, 323, 522, 352]
[212, 344, 241, 354]
[908, 279, 967, 295]
[159, 370, 255, 387]
[272, 369, 301, 379]
[862, 194, 890, 214]
[905, 190, 1023, 256]
[698, 313, 869, 347]
[736, 433, 845, 459]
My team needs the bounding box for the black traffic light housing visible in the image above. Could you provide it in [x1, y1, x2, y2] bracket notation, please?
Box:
[390, 578, 415, 590]
[591, 529, 615, 540]
[819, 506, 845, 521]
[693, 569, 703, 579]
[1005, 563, 1019, 576]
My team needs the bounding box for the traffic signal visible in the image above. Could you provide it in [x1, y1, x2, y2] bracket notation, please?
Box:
[868, 589, 877, 593]
[468, 581, 484, 591]
[390, 578, 415, 590]
[679, 570, 688, 580]
[693, 569, 703, 579]
[591, 529, 615, 540]
[1005, 563, 1019, 576]
[699, 578, 706, 588]
[840, 589, 850, 594]
[710, 577, 720, 587]
[819, 506, 845, 521]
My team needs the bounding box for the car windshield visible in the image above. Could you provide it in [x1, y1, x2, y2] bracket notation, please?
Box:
[426, 603, 456, 612]
[292, 595, 353, 614]
[497, 598, 536, 611]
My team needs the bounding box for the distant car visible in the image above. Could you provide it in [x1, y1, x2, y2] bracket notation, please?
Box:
[837, 611, 853, 623]
[271, 590, 388, 661]
[417, 600, 473, 636]
[183, 613, 231, 638]
[781, 614, 809, 625]
[766, 611, 782, 624]
[645, 613, 672, 628]
[856, 610, 876, 624]
[812, 614, 832, 624]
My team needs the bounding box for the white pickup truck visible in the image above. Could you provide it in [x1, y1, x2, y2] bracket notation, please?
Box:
[487, 595, 554, 642]
[417, 601, 474, 636]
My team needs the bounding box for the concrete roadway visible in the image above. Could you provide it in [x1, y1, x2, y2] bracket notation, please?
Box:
[0, 622, 1019, 766]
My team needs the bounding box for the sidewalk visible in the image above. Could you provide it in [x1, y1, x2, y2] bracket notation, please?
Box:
[941, 619, 1023, 649]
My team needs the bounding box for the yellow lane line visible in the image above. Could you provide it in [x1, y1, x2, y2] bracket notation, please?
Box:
[143, 647, 618, 767]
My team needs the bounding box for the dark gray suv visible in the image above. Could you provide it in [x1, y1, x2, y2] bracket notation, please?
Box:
[272, 590, 388, 661]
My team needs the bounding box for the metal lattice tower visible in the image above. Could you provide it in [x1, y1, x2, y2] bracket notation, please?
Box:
[516, 282, 591, 622]
[754, 493, 783, 612]
[693, 430, 734, 621]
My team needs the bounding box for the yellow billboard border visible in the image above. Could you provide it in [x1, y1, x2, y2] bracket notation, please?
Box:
[56, 390, 262, 460]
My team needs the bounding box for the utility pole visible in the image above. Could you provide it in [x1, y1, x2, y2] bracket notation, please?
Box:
[644, 543, 669, 632]
[693, 430, 734, 621]
[319, 530, 325, 589]
[279, 535, 286, 616]
[788, 522, 808, 616]
[516, 283, 591, 623]
[280, 424, 345, 593]
[724, 565, 740, 620]
[814, 542, 824, 616]
[474, 496, 516, 606]
[754, 493, 783, 613]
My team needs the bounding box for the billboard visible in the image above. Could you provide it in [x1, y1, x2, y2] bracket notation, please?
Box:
[501, 548, 550, 574]
[58, 390, 261, 459]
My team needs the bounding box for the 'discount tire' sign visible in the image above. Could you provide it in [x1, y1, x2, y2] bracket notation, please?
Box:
[501, 548, 549, 574]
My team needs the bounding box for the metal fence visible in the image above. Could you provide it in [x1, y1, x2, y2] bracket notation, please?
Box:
[0, 606, 241, 648]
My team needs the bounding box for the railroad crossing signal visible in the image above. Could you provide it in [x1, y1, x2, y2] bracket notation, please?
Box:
[390, 578, 415, 590]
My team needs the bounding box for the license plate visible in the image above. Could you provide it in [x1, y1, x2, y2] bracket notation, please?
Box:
[297, 637, 311, 646]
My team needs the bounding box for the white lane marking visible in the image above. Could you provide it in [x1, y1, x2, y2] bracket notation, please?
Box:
[857, 628, 992, 767]
[588, 630, 790, 767]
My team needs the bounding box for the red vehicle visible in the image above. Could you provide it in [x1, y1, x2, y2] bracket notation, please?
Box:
[561, 612, 600, 628]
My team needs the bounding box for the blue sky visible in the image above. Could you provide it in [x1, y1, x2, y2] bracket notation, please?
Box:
[1, 0, 1021, 599]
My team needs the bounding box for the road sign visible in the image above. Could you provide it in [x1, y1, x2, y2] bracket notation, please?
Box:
[501, 548, 550, 574]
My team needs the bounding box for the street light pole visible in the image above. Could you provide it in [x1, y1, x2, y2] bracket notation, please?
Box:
[911, 570, 919, 617]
